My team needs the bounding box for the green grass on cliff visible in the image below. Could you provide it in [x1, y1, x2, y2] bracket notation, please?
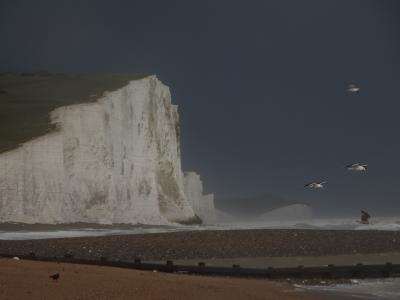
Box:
[0, 73, 147, 153]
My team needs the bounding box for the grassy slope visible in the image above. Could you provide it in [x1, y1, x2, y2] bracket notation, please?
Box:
[0, 73, 147, 153]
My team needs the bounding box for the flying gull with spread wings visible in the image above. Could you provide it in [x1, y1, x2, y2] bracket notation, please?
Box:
[304, 181, 327, 189]
[345, 163, 368, 172]
[347, 83, 360, 93]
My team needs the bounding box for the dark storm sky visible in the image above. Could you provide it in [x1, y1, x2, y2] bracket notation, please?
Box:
[1, 0, 400, 216]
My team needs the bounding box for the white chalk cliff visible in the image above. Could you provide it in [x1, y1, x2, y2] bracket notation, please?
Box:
[0, 76, 212, 224]
[183, 172, 216, 224]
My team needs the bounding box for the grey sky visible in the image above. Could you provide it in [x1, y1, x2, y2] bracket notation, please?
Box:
[1, 0, 400, 216]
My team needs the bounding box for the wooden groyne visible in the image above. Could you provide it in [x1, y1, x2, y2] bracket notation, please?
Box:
[1, 253, 400, 279]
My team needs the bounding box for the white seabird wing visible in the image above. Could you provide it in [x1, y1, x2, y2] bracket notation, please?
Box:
[345, 163, 358, 168]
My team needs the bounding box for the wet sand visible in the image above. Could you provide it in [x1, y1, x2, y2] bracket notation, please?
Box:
[0, 258, 321, 300]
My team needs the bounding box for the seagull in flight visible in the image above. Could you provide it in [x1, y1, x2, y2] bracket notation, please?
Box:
[304, 181, 327, 189]
[347, 83, 360, 93]
[345, 163, 368, 172]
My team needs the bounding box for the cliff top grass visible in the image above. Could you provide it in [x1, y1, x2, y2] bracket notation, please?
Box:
[0, 72, 147, 153]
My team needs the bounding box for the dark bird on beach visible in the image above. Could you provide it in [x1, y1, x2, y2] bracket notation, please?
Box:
[49, 273, 60, 281]
[345, 163, 368, 172]
[347, 83, 360, 93]
[304, 181, 327, 189]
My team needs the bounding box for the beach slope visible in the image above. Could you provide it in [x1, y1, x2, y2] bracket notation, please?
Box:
[0, 258, 318, 300]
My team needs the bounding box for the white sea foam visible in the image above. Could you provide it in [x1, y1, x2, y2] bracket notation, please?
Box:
[216, 217, 400, 231]
[0, 225, 202, 240]
[297, 278, 400, 300]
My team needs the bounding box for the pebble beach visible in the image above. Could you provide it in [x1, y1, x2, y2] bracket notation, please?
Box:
[0, 229, 399, 262]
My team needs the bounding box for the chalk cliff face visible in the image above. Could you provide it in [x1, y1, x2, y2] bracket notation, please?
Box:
[184, 172, 216, 224]
[0, 76, 198, 224]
